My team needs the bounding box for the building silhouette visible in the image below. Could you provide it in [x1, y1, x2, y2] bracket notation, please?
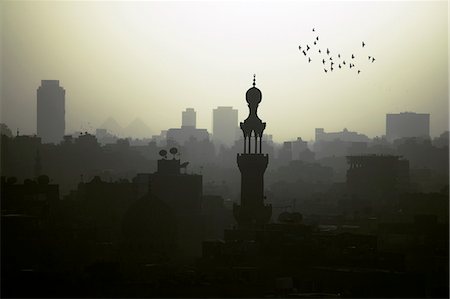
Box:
[134, 148, 203, 258]
[386, 112, 430, 142]
[167, 109, 209, 146]
[346, 155, 410, 196]
[278, 141, 293, 165]
[37, 80, 65, 144]
[233, 76, 271, 227]
[315, 127, 370, 143]
[213, 106, 238, 148]
[182, 108, 196, 128]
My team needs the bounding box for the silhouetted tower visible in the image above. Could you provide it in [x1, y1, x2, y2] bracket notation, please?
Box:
[182, 108, 196, 128]
[213, 106, 238, 147]
[37, 80, 65, 144]
[233, 75, 272, 227]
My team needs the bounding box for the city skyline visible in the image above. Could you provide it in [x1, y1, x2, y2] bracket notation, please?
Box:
[1, 61, 448, 298]
[1, 1, 448, 142]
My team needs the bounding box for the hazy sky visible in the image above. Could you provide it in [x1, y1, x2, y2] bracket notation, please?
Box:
[1, 1, 448, 141]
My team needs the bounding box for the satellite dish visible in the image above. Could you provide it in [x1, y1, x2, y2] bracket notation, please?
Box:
[159, 149, 167, 157]
[169, 147, 178, 155]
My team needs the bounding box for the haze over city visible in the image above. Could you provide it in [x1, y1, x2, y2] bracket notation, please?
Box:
[1, 1, 448, 141]
[1, 1, 449, 298]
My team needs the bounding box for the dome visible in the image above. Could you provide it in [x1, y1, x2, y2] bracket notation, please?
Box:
[246, 86, 262, 105]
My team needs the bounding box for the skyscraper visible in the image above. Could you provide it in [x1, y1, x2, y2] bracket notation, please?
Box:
[233, 76, 271, 227]
[386, 112, 430, 142]
[37, 80, 65, 144]
[182, 108, 196, 128]
[212, 106, 238, 147]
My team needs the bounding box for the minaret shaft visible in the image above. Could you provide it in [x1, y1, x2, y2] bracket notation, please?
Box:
[233, 75, 272, 227]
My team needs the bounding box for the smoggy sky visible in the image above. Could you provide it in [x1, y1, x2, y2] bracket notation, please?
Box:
[1, 1, 448, 141]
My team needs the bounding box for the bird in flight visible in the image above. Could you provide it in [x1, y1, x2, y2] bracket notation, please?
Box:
[297, 30, 374, 76]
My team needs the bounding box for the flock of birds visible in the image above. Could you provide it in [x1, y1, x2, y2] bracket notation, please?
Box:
[299, 28, 376, 74]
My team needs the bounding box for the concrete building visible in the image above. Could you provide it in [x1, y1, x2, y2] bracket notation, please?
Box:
[213, 106, 238, 148]
[134, 148, 203, 258]
[167, 109, 209, 145]
[182, 108, 196, 128]
[37, 80, 65, 144]
[346, 155, 410, 195]
[166, 127, 209, 146]
[315, 128, 370, 143]
[386, 112, 430, 142]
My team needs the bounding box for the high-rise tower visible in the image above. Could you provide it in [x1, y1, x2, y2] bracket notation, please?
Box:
[182, 108, 196, 128]
[37, 80, 65, 144]
[386, 112, 430, 142]
[212, 106, 238, 147]
[233, 75, 272, 227]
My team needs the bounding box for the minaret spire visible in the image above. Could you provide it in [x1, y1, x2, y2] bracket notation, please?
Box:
[240, 74, 266, 154]
[233, 77, 272, 227]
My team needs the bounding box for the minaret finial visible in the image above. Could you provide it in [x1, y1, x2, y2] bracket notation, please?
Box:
[253, 74, 256, 87]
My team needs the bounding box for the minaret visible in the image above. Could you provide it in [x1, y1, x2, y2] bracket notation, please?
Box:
[233, 75, 272, 227]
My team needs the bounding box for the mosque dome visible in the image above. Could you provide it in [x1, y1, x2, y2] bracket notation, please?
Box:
[246, 75, 262, 105]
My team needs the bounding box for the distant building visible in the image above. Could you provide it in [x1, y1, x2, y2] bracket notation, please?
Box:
[182, 108, 196, 128]
[95, 128, 118, 145]
[134, 148, 203, 258]
[167, 109, 209, 145]
[315, 128, 370, 143]
[278, 141, 293, 164]
[37, 80, 65, 144]
[278, 138, 309, 163]
[213, 106, 238, 147]
[166, 127, 209, 146]
[386, 112, 430, 142]
[314, 128, 370, 159]
[346, 155, 410, 195]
